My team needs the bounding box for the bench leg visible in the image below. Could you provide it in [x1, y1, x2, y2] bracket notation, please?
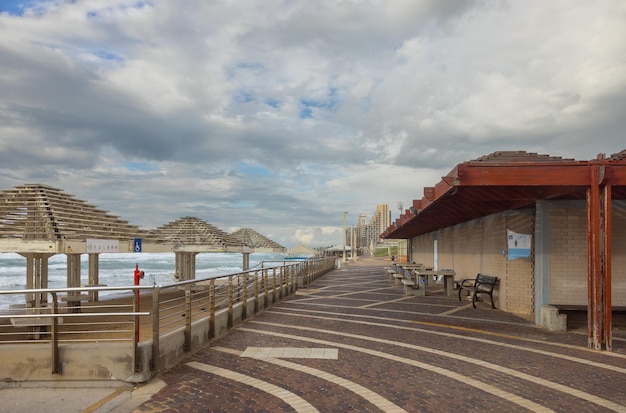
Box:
[459, 288, 471, 302]
[473, 292, 497, 309]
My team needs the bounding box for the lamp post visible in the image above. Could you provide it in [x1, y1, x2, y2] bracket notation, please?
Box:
[343, 211, 348, 263]
[350, 227, 356, 261]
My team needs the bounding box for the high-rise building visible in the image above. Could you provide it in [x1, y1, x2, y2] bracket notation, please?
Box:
[352, 204, 392, 254]
[356, 213, 368, 250]
[370, 203, 391, 243]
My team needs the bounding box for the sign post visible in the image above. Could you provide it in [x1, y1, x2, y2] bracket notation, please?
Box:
[134, 264, 144, 342]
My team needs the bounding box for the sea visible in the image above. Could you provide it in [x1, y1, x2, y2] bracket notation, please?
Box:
[0, 251, 286, 309]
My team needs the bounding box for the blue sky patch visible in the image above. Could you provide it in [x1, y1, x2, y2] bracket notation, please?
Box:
[299, 88, 340, 118]
[93, 50, 124, 62]
[124, 161, 159, 172]
[235, 162, 272, 178]
[0, 0, 39, 15]
[234, 90, 256, 104]
[265, 99, 280, 108]
[299, 107, 313, 119]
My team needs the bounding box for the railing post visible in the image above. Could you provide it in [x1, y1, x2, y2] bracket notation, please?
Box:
[242, 274, 248, 320]
[254, 270, 259, 314]
[272, 267, 277, 302]
[296, 263, 303, 288]
[263, 270, 269, 308]
[306, 261, 310, 284]
[151, 285, 160, 372]
[50, 292, 60, 374]
[133, 289, 141, 373]
[285, 265, 290, 293]
[184, 288, 192, 351]
[227, 275, 233, 328]
[209, 279, 215, 339]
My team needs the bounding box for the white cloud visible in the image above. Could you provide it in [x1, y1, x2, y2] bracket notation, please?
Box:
[1, 0, 625, 247]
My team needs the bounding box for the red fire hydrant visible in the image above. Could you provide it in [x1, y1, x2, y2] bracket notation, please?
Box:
[134, 264, 144, 342]
[134, 264, 145, 286]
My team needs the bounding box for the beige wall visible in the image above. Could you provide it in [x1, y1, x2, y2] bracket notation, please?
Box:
[549, 207, 587, 304]
[410, 210, 535, 316]
[549, 201, 626, 306]
[613, 202, 626, 304]
[409, 200, 626, 319]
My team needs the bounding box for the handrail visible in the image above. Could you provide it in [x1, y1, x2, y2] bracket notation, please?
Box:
[0, 257, 337, 381]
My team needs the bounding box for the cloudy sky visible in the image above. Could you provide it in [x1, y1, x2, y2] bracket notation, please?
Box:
[1, 0, 625, 248]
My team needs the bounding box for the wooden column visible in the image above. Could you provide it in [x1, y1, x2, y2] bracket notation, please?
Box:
[67, 254, 82, 312]
[587, 164, 612, 350]
[88, 253, 100, 302]
[587, 166, 601, 349]
[175, 252, 198, 281]
[242, 252, 250, 271]
[21, 253, 53, 307]
[601, 176, 612, 351]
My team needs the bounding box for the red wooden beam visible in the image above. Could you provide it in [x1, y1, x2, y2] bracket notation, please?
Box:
[602, 183, 612, 350]
[587, 165, 602, 350]
[457, 164, 592, 186]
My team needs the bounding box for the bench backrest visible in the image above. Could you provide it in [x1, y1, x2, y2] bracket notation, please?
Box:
[475, 274, 498, 290]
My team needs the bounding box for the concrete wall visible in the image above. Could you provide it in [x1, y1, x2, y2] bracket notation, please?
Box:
[0, 290, 277, 385]
[0, 259, 335, 386]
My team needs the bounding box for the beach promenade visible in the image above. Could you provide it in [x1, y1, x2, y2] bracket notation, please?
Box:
[3, 257, 626, 412]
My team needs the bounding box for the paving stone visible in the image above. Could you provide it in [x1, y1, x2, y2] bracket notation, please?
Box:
[134, 258, 626, 413]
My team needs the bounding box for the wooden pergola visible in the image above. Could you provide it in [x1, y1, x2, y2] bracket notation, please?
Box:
[382, 150, 626, 350]
[149, 217, 284, 280]
[0, 184, 285, 305]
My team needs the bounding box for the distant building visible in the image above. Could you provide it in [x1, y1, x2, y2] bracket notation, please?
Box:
[352, 204, 392, 254]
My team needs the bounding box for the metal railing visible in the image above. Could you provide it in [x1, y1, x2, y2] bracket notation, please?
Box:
[0, 257, 336, 380]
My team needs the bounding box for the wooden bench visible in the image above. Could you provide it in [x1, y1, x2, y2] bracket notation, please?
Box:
[458, 274, 498, 309]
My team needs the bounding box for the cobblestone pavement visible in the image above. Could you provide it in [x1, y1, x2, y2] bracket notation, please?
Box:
[129, 259, 626, 413]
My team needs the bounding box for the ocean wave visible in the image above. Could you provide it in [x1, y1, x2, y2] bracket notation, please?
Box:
[0, 252, 285, 308]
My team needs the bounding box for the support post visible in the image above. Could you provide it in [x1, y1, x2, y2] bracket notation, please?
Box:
[242, 273, 248, 320]
[184, 288, 191, 351]
[602, 179, 612, 350]
[587, 164, 613, 350]
[133, 289, 141, 372]
[227, 275, 233, 328]
[242, 252, 250, 271]
[151, 286, 160, 371]
[343, 211, 348, 263]
[88, 254, 99, 302]
[51, 292, 60, 374]
[67, 254, 82, 313]
[209, 279, 215, 339]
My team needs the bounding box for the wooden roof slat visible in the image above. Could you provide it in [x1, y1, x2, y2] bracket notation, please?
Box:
[383, 150, 626, 239]
[230, 228, 284, 250]
[0, 184, 161, 242]
[151, 216, 242, 248]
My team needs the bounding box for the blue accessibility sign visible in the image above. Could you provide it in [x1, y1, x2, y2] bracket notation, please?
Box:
[134, 238, 142, 253]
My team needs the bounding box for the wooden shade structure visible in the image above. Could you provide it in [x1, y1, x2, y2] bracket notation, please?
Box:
[382, 150, 626, 350]
[0, 185, 285, 297]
